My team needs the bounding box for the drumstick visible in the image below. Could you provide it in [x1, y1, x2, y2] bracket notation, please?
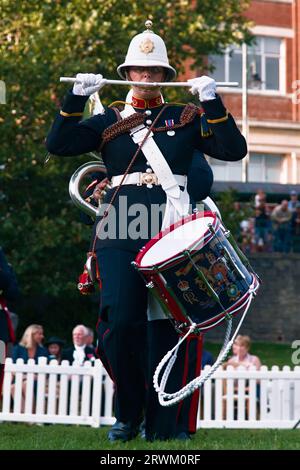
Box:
[59, 77, 239, 88]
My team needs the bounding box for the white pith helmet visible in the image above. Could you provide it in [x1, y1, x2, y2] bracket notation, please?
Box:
[117, 20, 176, 81]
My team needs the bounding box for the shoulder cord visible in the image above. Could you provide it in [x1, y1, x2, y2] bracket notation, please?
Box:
[100, 103, 199, 146]
[90, 104, 171, 254]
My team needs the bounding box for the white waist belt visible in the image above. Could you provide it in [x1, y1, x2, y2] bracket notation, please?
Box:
[111, 172, 187, 188]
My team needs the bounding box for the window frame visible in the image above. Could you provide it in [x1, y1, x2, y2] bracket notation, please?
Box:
[209, 34, 286, 96]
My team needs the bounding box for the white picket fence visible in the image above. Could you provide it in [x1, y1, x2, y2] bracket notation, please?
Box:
[0, 357, 114, 427]
[1, 358, 300, 429]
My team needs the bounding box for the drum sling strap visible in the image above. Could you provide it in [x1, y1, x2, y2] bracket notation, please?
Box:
[120, 92, 190, 230]
[121, 92, 191, 321]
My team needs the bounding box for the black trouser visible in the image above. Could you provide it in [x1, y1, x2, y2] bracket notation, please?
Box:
[96, 247, 202, 438]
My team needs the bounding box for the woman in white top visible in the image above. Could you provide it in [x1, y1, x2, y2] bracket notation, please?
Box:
[226, 334, 261, 370]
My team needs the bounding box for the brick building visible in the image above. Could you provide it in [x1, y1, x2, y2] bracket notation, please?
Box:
[206, 0, 300, 193]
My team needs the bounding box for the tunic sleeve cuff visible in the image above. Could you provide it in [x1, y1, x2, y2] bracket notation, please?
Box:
[200, 95, 228, 123]
[60, 90, 90, 116]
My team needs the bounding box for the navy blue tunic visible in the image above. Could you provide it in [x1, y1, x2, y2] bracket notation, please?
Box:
[46, 92, 247, 251]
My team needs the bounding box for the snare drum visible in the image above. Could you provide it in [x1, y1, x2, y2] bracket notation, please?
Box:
[134, 211, 259, 334]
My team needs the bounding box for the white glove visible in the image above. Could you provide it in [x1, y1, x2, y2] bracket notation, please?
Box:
[188, 75, 216, 102]
[72, 73, 106, 96]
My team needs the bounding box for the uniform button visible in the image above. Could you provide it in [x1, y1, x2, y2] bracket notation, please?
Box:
[147, 184, 153, 189]
[146, 161, 151, 166]
[146, 168, 153, 173]
[146, 119, 152, 125]
[145, 110, 152, 116]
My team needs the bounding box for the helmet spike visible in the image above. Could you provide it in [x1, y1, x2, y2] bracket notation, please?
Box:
[145, 20, 153, 32]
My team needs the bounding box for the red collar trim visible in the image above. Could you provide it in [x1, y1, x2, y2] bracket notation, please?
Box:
[131, 95, 163, 109]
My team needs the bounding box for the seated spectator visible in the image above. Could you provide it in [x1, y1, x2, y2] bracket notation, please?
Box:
[225, 335, 261, 370]
[271, 200, 292, 253]
[222, 335, 261, 419]
[45, 336, 65, 363]
[62, 324, 96, 365]
[86, 327, 96, 351]
[12, 324, 49, 363]
[11, 324, 48, 413]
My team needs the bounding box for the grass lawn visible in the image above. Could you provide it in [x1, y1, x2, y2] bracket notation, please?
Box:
[205, 341, 294, 369]
[0, 423, 300, 450]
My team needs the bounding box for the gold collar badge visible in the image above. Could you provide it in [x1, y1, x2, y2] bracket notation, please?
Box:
[139, 38, 155, 54]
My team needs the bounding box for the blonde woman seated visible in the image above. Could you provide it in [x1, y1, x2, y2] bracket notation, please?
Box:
[11, 324, 49, 413]
[12, 324, 49, 363]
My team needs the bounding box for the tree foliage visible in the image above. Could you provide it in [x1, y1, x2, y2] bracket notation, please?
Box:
[0, 0, 252, 336]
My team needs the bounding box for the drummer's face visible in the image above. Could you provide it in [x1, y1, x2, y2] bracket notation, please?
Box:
[127, 66, 165, 99]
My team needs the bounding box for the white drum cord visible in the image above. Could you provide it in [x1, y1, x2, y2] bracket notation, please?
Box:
[153, 281, 259, 407]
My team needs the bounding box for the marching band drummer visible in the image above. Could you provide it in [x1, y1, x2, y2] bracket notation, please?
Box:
[46, 21, 247, 442]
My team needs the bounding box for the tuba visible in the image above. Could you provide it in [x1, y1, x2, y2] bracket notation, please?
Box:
[69, 159, 109, 219]
[69, 157, 109, 292]
[68, 92, 110, 219]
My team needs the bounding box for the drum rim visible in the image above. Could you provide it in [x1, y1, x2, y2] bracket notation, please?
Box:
[135, 210, 218, 270]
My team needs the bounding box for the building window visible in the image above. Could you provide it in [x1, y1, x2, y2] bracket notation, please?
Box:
[209, 36, 282, 91]
[207, 158, 242, 182]
[207, 153, 283, 183]
[248, 153, 283, 182]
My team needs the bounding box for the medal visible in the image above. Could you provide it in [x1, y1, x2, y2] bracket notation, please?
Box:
[165, 119, 175, 136]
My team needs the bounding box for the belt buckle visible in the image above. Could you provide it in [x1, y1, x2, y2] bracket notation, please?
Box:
[140, 172, 158, 186]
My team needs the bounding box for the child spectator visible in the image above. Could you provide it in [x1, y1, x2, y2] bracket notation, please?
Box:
[45, 336, 65, 363]
[225, 335, 261, 370]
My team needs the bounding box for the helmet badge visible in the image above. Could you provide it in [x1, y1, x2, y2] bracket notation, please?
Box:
[139, 38, 155, 55]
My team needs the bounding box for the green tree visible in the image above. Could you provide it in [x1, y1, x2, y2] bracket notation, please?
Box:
[0, 0, 252, 337]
